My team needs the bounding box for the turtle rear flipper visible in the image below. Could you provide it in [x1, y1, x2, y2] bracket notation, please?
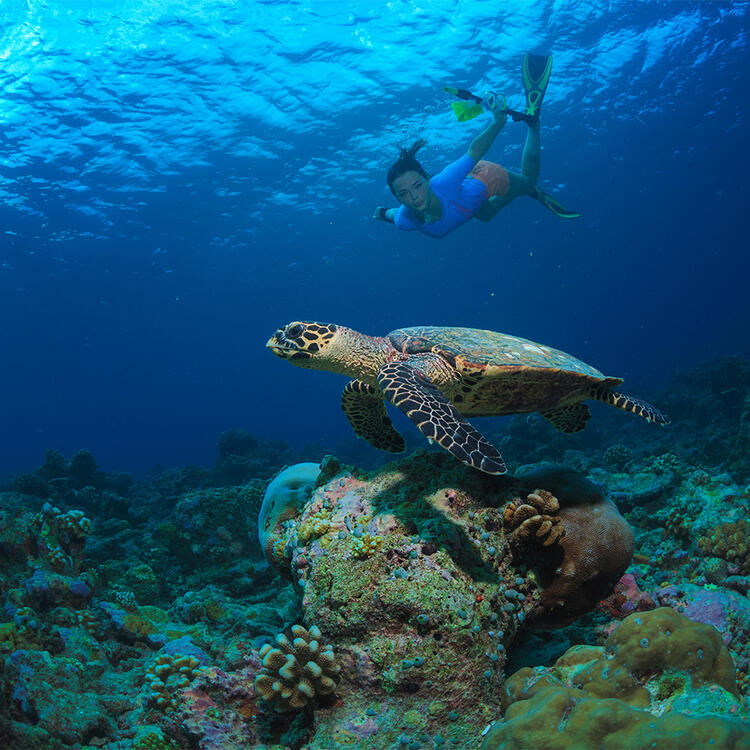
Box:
[341, 380, 406, 453]
[541, 402, 591, 433]
[377, 362, 506, 475]
[588, 386, 670, 426]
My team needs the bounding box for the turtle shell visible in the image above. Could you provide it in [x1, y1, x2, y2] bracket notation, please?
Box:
[387, 326, 621, 417]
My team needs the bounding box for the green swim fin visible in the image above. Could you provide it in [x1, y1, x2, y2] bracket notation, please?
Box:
[532, 187, 581, 219]
[522, 53, 553, 121]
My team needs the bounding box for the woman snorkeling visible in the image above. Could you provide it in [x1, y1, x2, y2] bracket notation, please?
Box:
[373, 54, 579, 239]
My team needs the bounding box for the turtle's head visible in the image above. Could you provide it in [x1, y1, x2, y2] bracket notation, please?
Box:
[266, 321, 340, 369]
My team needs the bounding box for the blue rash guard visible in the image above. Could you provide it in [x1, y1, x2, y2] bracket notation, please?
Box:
[394, 154, 487, 239]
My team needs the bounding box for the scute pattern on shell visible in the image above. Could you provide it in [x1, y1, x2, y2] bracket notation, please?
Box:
[502, 489, 565, 547]
[254, 624, 340, 712]
[388, 326, 606, 376]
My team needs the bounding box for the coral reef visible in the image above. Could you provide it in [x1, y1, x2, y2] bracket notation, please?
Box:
[2, 353, 750, 749]
[483, 607, 749, 749]
[250, 453, 633, 748]
[258, 462, 322, 571]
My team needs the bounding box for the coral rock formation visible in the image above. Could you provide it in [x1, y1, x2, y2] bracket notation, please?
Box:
[255, 454, 633, 748]
[518, 467, 634, 629]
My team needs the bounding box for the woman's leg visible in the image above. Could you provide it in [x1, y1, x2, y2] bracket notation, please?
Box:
[475, 122, 540, 221]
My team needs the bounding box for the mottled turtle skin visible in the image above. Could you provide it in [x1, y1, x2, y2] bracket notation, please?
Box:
[267, 322, 669, 476]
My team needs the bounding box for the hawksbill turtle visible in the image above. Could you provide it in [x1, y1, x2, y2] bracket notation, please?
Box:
[266, 322, 669, 476]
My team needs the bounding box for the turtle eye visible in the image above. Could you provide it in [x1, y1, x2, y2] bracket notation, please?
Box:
[286, 324, 304, 339]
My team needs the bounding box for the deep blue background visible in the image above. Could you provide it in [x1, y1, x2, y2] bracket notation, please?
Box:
[1, 1, 748, 477]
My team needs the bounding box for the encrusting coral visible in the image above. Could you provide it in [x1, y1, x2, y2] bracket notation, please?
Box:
[254, 624, 340, 712]
[482, 607, 749, 749]
[502, 489, 565, 547]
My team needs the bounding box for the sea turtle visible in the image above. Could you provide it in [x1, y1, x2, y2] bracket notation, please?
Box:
[266, 322, 669, 476]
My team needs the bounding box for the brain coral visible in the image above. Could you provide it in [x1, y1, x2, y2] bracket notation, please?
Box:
[483, 607, 748, 749]
[483, 686, 750, 749]
[254, 624, 340, 712]
[513, 466, 634, 629]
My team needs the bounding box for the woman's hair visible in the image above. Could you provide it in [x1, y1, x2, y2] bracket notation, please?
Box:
[387, 138, 428, 195]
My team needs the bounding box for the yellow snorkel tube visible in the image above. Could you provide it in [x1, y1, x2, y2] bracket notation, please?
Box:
[444, 86, 486, 122]
[444, 85, 533, 125]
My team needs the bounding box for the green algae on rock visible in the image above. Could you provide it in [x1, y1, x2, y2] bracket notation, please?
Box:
[259, 451, 634, 749]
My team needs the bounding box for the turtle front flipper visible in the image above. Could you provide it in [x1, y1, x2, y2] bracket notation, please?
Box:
[341, 380, 406, 453]
[377, 362, 507, 475]
[588, 386, 670, 426]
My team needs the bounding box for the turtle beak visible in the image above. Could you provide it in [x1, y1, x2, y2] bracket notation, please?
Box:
[266, 332, 286, 357]
[266, 331, 300, 359]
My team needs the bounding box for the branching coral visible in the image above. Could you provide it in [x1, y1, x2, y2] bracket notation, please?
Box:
[145, 653, 203, 712]
[350, 532, 383, 558]
[502, 489, 564, 547]
[115, 590, 138, 611]
[254, 624, 340, 712]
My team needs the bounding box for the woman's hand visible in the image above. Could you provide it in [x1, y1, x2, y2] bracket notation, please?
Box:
[374, 207, 395, 223]
[486, 92, 508, 127]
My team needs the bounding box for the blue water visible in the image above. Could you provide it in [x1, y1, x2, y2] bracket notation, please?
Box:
[1, 0, 748, 477]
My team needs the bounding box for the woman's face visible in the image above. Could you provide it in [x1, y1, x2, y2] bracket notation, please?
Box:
[392, 170, 429, 212]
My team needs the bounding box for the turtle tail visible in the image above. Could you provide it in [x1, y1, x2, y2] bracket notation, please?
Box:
[588, 386, 670, 426]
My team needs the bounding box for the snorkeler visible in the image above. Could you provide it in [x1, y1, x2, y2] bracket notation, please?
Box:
[373, 54, 579, 239]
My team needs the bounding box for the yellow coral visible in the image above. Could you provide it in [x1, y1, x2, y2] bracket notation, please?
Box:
[124, 612, 159, 637]
[350, 532, 383, 558]
[502, 489, 564, 547]
[298, 510, 332, 545]
[140, 605, 170, 623]
[485, 607, 747, 749]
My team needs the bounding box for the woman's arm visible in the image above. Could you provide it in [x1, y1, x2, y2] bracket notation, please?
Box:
[468, 97, 508, 161]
